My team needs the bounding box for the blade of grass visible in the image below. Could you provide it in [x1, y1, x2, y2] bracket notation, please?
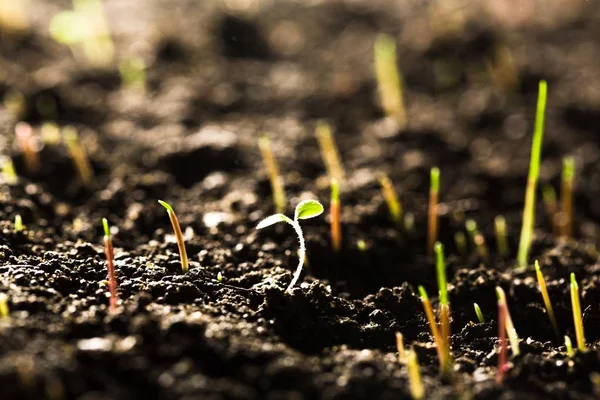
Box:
[534, 261, 560, 342]
[427, 167, 440, 255]
[570, 273, 586, 351]
[560, 156, 575, 239]
[259, 133, 286, 213]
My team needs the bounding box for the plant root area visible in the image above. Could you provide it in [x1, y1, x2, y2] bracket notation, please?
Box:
[2, 1, 600, 399]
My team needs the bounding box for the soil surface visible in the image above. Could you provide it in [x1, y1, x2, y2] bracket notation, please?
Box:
[2, 0, 600, 399]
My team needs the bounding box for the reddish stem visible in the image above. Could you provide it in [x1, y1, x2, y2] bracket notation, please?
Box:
[104, 235, 118, 312]
[497, 300, 507, 385]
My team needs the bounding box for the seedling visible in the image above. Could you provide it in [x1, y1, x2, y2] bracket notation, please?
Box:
[102, 218, 118, 312]
[374, 34, 407, 127]
[0, 293, 8, 318]
[396, 332, 406, 363]
[14, 215, 23, 232]
[474, 303, 485, 324]
[517, 80, 547, 267]
[256, 199, 324, 291]
[119, 57, 146, 92]
[1, 156, 18, 185]
[40, 122, 62, 145]
[496, 287, 508, 385]
[570, 273, 586, 351]
[217, 271, 223, 283]
[466, 219, 488, 260]
[63, 126, 94, 187]
[404, 212, 415, 235]
[15, 122, 39, 175]
[316, 121, 345, 185]
[496, 287, 520, 355]
[494, 216, 509, 258]
[560, 156, 575, 239]
[427, 167, 440, 256]
[158, 200, 190, 273]
[407, 350, 424, 400]
[542, 184, 559, 234]
[356, 239, 367, 252]
[417, 286, 446, 374]
[564, 335, 574, 357]
[378, 172, 402, 224]
[259, 134, 287, 214]
[454, 231, 467, 257]
[330, 179, 342, 252]
[435, 242, 452, 377]
[534, 261, 560, 341]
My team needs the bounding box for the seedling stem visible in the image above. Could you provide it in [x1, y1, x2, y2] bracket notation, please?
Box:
[330, 179, 342, 252]
[534, 261, 560, 342]
[560, 156, 575, 239]
[102, 218, 118, 312]
[427, 167, 440, 256]
[158, 200, 189, 273]
[378, 172, 402, 224]
[474, 303, 485, 324]
[570, 273, 586, 351]
[316, 121, 345, 185]
[259, 134, 286, 213]
[374, 34, 407, 127]
[407, 350, 424, 400]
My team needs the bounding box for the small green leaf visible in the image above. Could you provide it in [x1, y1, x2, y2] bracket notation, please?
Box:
[256, 214, 287, 230]
[158, 200, 174, 213]
[294, 200, 324, 221]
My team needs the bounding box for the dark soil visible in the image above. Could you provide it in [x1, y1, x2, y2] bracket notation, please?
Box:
[2, 0, 600, 399]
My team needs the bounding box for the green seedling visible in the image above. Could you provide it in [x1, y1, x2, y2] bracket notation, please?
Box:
[374, 34, 407, 127]
[404, 212, 415, 235]
[257, 199, 324, 291]
[259, 133, 287, 213]
[158, 200, 190, 273]
[217, 271, 223, 283]
[435, 242, 452, 377]
[474, 303, 485, 324]
[119, 57, 146, 92]
[316, 121, 345, 185]
[15, 122, 39, 175]
[542, 184, 559, 234]
[454, 231, 467, 257]
[0, 293, 8, 318]
[0, 156, 18, 185]
[417, 286, 445, 375]
[466, 219, 488, 260]
[495, 216, 509, 257]
[40, 122, 62, 145]
[560, 156, 575, 239]
[564, 335, 574, 357]
[534, 261, 560, 341]
[102, 218, 118, 312]
[496, 287, 520, 356]
[378, 172, 402, 224]
[496, 287, 508, 385]
[396, 332, 406, 363]
[517, 80, 547, 267]
[330, 179, 341, 252]
[427, 167, 440, 256]
[63, 126, 94, 187]
[570, 273, 586, 351]
[14, 215, 23, 232]
[407, 349, 424, 400]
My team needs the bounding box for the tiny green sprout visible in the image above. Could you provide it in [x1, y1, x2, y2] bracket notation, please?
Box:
[435, 242, 452, 377]
[14, 215, 23, 232]
[316, 121, 345, 185]
[257, 199, 324, 291]
[63, 126, 94, 187]
[496, 287, 520, 355]
[40, 122, 62, 145]
[378, 172, 402, 224]
[119, 57, 146, 92]
[560, 156, 575, 239]
[330, 179, 342, 252]
[407, 349, 424, 400]
[374, 34, 407, 128]
[570, 273, 586, 351]
[356, 239, 367, 252]
[427, 167, 440, 256]
[3, 89, 25, 119]
[454, 231, 467, 257]
[517, 80, 547, 267]
[158, 200, 190, 274]
[0, 293, 8, 318]
[494, 216, 509, 258]
[564, 335, 574, 357]
[435, 242, 448, 306]
[534, 261, 560, 342]
[404, 212, 415, 234]
[396, 332, 406, 363]
[217, 271, 223, 283]
[1, 156, 18, 185]
[466, 219, 488, 260]
[474, 303, 485, 324]
[417, 285, 445, 374]
[102, 218, 118, 312]
[259, 133, 286, 214]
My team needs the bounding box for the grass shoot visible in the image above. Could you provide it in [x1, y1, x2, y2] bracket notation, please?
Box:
[496, 287, 508, 385]
[374, 34, 407, 128]
[474, 303, 485, 324]
[427, 167, 440, 256]
[517, 80, 547, 267]
[407, 350, 425, 400]
[316, 121, 345, 185]
[330, 179, 342, 252]
[257, 199, 324, 291]
[404, 212, 415, 234]
[396, 332, 406, 363]
[496, 287, 520, 356]
[15, 122, 39, 175]
[1, 156, 18, 185]
[542, 184, 559, 234]
[0, 293, 8, 318]
[534, 261, 560, 341]
[435, 242, 452, 377]
[559, 156, 575, 239]
[158, 200, 190, 274]
[494, 216, 508, 258]
[417, 286, 444, 368]
[564, 335, 574, 357]
[570, 273, 586, 351]
[14, 215, 23, 232]
[217, 271, 223, 283]
[466, 219, 488, 260]
[258, 133, 286, 213]
[102, 218, 118, 312]
[63, 126, 94, 187]
[378, 172, 402, 224]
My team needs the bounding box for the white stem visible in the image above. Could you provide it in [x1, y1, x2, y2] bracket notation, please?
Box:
[283, 216, 305, 291]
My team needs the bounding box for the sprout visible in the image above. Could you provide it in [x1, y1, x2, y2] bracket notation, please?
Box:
[534, 261, 560, 342]
[217, 271, 223, 283]
[356, 239, 367, 252]
[404, 212, 415, 235]
[316, 121, 345, 185]
[378, 172, 402, 225]
[417, 286, 445, 373]
[14, 215, 23, 232]
[0, 293, 8, 318]
[15, 122, 39, 175]
[158, 200, 189, 273]
[542, 184, 559, 234]
[374, 34, 407, 128]
[559, 156, 575, 239]
[435, 242, 452, 377]
[570, 273, 586, 351]
[517, 80, 547, 267]
[407, 350, 424, 400]
[466, 219, 488, 260]
[496, 287, 508, 385]
[119, 57, 146, 92]
[258, 133, 286, 214]
[63, 126, 94, 187]
[330, 179, 342, 252]
[1, 156, 18, 185]
[474, 303, 485, 324]
[102, 218, 118, 312]
[496, 287, 520, 356]
[427, 167, 440, 256]
[564, 335, 574, 357]
[257, 199, 324, 291]
[396, 332, 406, 363]
[494, 216, 509, 258]
[454, 231, 467, 257]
